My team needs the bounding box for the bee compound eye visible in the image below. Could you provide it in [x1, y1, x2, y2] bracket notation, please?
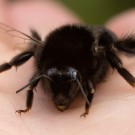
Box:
[46, 68, 58, 77]
[68, 67, 78, 79]
[72, 70, 77, 79]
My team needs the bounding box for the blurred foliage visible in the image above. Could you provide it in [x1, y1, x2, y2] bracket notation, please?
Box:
[59, 0, 135, 24]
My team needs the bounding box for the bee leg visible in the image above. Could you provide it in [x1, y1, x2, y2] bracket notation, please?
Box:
[16, 89, 34, 114]
[115, 37, 135, 54]
[107, 51, 135, 87]
[0, 51, 33, 73]
[16, 73, 41, 115]
[80, 81, 95, 117]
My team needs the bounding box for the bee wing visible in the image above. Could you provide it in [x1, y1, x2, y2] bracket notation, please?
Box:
[0, 22, 44, 51]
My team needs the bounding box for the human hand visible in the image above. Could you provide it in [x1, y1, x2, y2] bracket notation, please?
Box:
[0, 1, 135, 135]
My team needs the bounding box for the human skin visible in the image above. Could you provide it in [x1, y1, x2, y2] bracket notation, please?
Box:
[0, 1, 135, 135]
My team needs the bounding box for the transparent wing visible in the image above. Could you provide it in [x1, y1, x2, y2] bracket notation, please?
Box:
[0, 22, 44, 51]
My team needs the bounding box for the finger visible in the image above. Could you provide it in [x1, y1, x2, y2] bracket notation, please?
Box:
[106, 9, 135, 37]
[5, 1, 80, 36]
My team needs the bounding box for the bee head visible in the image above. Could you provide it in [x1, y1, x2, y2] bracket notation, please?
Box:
[46, 67, 79, 111]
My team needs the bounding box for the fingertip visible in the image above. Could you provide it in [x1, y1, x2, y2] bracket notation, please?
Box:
[5, 1, 80, 35]
[106, 9, 135, 37]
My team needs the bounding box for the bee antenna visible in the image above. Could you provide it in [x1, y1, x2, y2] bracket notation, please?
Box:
[75, 79, 90, 105]
[69, 68, 90, 105]
[16, 75, 43, 93]
[16, 74, 53, 93]
[43, 75, 53, 81]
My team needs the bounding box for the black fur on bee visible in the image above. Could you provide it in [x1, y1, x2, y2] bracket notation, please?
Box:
[0, 23, 135, 117]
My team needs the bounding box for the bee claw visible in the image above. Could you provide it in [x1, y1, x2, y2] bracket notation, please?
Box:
[15, 110, 22, 115]
[15, 108, 29, 115]
[80, 113, 88, 118]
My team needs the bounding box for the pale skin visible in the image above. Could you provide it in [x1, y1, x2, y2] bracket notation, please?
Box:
[0, 1, 135, 135]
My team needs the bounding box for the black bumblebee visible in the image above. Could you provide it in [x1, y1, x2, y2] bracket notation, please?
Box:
[0, 23, 135, 117]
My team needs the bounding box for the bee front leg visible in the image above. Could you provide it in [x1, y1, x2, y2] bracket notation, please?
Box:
[80, 81, 95, 117]
[16, 89, 34, 114]
[16, 74, 42, 115]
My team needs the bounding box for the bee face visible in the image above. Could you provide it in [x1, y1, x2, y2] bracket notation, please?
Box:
[45, 67, 79, 111]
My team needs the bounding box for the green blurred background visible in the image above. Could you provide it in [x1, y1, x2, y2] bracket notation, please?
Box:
[59, 0, 135, 24]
